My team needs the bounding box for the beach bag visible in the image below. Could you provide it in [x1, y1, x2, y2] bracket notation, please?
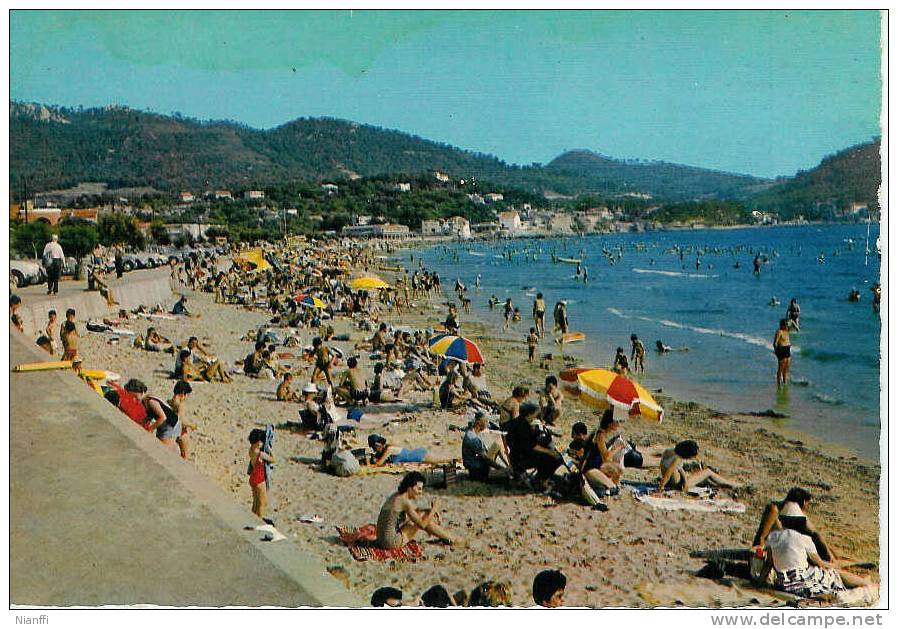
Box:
[331, 449, 360, 477]
[623, 446, 644, 469]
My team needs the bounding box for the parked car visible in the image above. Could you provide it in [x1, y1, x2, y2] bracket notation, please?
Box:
[10, 259, 47, 288]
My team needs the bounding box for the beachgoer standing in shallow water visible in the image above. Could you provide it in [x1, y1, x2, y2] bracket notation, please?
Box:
[532, 292, 546, 338]
[630, 334, 646, 373]
[753, 254, 762, 276]
[248, 428, 275, 518]
[774, 318, 791, 386]
[502, 298, 513, 331]
[786, 298, 801, 331]
[553, 300, 569, 335]
[376, 471, 452, 549]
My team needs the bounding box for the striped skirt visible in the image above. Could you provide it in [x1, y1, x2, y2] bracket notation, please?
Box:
[775, 566, 845, 598]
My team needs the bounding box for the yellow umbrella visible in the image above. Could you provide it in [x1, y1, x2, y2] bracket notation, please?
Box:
[573, 368, 664, 421]
[349, 276, 391, 290]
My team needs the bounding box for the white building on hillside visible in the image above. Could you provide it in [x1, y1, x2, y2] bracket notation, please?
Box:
[498, 210, 523, 235]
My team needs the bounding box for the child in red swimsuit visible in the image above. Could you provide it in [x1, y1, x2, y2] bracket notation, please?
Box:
[248, 429, 275, 518]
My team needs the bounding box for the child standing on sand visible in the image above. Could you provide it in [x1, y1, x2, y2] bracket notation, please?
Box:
[61, 320, 79, 361]
[248, 428, 276, 519]
[527, 328, 539, 363]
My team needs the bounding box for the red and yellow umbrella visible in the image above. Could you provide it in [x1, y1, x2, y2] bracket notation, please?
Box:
[561, 367, 663, 421]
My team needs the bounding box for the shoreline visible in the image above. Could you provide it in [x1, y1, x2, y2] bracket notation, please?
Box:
[70, 259, 880, 606]
[394, 233, 880, 465]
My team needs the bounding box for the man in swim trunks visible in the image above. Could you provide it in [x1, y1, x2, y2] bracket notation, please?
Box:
[533, 293, 546, 338]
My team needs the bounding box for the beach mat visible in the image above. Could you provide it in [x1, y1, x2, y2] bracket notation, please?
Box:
[354, 463, 434, 477]
[336, 524, 423, 562]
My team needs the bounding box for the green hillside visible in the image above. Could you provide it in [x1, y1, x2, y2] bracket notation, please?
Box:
[10, 101, 766, 200]
[749, 140, 881, 220]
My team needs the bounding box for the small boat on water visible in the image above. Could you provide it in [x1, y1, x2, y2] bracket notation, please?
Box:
[556, 257, 582, 265]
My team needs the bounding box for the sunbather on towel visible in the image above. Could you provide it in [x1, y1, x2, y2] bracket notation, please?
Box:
[375, 472, 452, 549]
[368, 434, 444, 466]
[656, 440, 741, 495]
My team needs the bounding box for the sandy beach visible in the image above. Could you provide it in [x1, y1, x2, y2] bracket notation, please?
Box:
[72, 261, 880, 608]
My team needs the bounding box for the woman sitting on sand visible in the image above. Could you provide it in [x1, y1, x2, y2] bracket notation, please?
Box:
[439, 370, 471, 410]
[753, 487, 840, 564]
[759, 517, 870, 598]
[376, 471, 453, 549]
[656, 440, 741, 494]
[141, 327, 172, 352]
[576, 410, 628, 496]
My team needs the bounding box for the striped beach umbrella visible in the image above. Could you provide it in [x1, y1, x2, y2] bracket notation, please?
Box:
[569, 368, 664, 421]
[427, 334, 485, 364]
[293, 294, 326, 309]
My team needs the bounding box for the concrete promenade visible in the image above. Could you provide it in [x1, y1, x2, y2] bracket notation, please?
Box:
[10, 330, 362, 607]
[14, 267, 178, 336]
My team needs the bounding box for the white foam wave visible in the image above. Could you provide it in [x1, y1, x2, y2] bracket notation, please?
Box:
[606, 308, 777, 350]
[632, 268, 717, 279]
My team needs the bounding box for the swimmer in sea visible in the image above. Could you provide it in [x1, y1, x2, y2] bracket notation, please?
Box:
[769, 296, 780, 307]
[848, 288, 861, 302]
[655, 340, 688, 353]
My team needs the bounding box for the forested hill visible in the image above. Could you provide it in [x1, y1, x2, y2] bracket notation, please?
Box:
[10, 101, 768, 200]
[545, 150, 769, 201]
[749, 140, 882, 220]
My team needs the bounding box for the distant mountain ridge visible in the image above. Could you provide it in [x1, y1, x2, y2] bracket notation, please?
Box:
[9, 101, 769, 200]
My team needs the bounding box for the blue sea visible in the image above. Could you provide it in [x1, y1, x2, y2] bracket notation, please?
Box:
[405, 224, 882, 459]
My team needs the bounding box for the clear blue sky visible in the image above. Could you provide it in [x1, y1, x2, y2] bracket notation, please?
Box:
[10, 10, 882, 178]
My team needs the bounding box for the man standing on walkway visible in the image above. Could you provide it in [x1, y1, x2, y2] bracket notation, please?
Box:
[42, 234, 65, 295]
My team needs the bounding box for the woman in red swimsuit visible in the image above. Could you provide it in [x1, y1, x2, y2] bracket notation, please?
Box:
[248, 429, 276, 518]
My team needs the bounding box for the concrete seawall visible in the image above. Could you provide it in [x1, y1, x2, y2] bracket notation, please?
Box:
[10, 330, 362, 607]
[15, 269, 177, 337]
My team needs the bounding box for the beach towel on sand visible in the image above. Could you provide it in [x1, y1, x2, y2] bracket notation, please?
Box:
[354, 463, 434, 477]
[336, 524, 424, 562]
[622, 481, 746, 513]
[635, 493, 746, 513]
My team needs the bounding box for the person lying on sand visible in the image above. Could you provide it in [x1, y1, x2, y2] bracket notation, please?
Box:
[656, 440, 741, 495]
[376, 471, 453, 549]
[142, 327, 173, 352]
[369, 363, 401, 402]
[368, 434, 444, 466]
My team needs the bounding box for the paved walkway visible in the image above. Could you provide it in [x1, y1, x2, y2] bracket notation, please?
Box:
[10, 331, 361, 607]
